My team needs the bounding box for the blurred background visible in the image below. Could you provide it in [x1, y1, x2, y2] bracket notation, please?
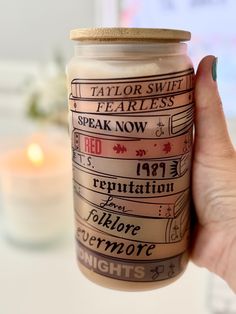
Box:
[0, 0, 235, 313]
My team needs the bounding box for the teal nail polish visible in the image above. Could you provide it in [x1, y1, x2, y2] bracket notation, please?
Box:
[212, 57, 218, 81]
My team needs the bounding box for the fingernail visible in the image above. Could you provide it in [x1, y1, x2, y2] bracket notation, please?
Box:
[212, 57, 218, 81]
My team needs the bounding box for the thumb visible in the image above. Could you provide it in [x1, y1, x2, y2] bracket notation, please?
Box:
[194, 55, 234, 157]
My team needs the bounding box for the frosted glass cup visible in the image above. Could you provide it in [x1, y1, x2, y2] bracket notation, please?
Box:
[67, 28, 194, 291]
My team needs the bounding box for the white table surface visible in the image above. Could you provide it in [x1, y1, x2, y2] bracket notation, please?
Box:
[0, 223, 210, 314]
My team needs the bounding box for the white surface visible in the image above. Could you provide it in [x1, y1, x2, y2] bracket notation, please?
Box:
[0, 229, 210, 314]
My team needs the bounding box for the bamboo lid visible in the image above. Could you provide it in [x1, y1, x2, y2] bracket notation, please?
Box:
[70, 28, 191, 42]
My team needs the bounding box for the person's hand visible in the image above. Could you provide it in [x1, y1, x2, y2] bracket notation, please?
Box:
[191, 55, 236, 293]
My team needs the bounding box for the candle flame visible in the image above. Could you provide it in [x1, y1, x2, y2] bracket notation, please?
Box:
[27, 143, 44, 166]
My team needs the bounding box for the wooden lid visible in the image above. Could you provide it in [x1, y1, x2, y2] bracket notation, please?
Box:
[70, 28, 191, 42]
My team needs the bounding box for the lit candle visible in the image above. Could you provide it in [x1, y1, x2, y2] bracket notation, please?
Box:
[0, 138, 73, 246]
[27, 143, 44, 167]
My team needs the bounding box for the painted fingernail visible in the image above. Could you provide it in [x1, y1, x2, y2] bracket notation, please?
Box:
[212, 57, 218, 81]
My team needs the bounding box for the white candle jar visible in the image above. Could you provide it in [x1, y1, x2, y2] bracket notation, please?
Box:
[67, 28, 194, 290]
[0, 143, 73, 247]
